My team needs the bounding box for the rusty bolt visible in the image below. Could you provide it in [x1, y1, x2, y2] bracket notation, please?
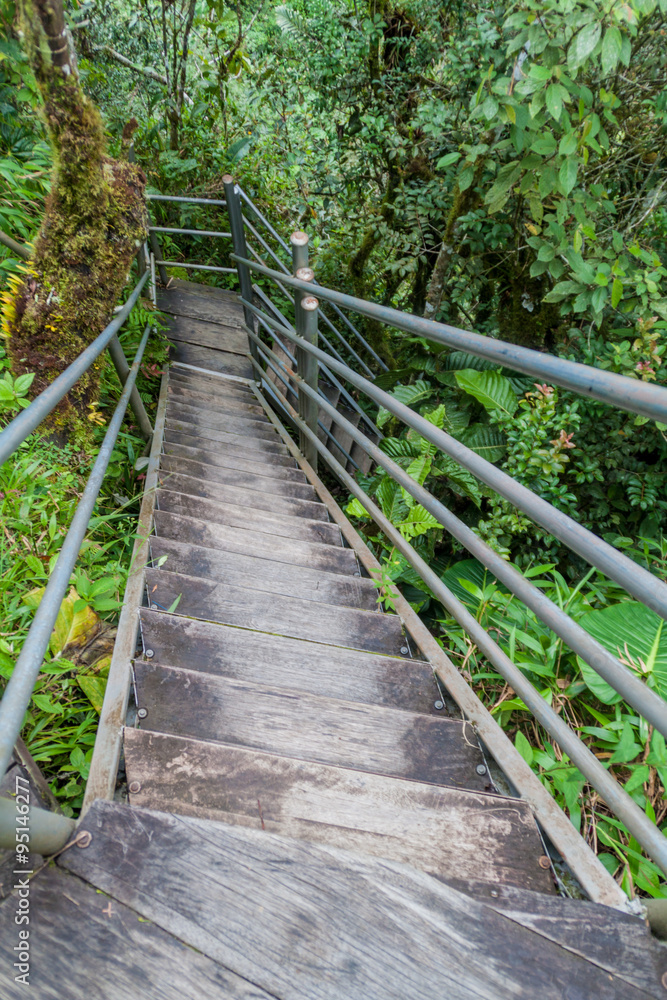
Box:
[538, 855, 551, 870]
[137, 708, 148, 720]
[76, 831, 92, 849]
[129, 781, 141, 794]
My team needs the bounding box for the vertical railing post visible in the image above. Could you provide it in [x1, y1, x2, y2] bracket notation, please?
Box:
[223, 174, 258, 362]
[291, 232, 319, 470]
[148, 229, 169, 286]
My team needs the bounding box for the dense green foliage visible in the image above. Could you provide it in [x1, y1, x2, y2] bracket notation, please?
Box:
[1, 0, 666, 895]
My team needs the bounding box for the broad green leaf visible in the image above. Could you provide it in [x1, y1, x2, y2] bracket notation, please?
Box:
[577, 601, 667, 700]
[32, 693, 64, 715]
[458, 423, 506, 463]
[601, 27, 623, 76]
[454, 369, 518, 418]
[609, 721, 642, 765]
[396, 504, 440, 540]
[51, 595, 99, 656]
[376, 380, 434, 429]
[78, 674, 108, 713]
[611, 278, 623, 308]
[515, 730, 534, 766]
[377, 477, 409, 523]
[546, 83, 563, 121]
[569, 22, 602, 70]
[559, 158, 578, 196]
[434, 458, 483, 507]
[346, 497, 371, 519]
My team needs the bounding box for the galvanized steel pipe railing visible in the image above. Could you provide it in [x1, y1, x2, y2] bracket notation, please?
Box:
[238, 288, 667, 625]
[252, 328, 667, 738]
[249, 350, 667, 879]
[234, 256, 667, 424]
[0, 322, 153, 830]
[236, 185, 389, 370]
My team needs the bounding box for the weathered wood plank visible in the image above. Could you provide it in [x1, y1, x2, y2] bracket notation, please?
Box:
[167, 314, 249, 356]
[169, 370, 254, 397]
[169, 368, 252, 393]
[132, 662, 485, 786]
[169, 342, 254, 378]
[163, 430, 295, 467]
[155, 490, 342, 546]
[138, 609, 436, 712]
[62, 801, 659, 1000]
[167, 383, 266, 416]
[164, 418, 288, 454]
[159, 288, 245, 326]
[124, 729, 553, 893]
[156, 473, 330, 521]
[448, 880, 667, 997]
[165, 408, 278, 441]
[0, 864, 272, 999]
[149, 535, 378, 608]
[153, 511, 354, 574]
[143, 568, 406, 654]
[159, 454, 318, 500]
[163, 442, 305, 481]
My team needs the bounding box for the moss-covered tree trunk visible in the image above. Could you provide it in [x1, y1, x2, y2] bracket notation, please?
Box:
[5, 0, 147, 438]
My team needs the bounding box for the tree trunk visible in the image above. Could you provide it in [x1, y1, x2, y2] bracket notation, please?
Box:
[6, 0, 147, 439]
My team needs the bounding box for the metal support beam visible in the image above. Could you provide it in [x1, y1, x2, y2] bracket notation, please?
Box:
[291, 238, 318, 469]
[107, 334, 153, 441]
[149, 229, 169, 285]
[223, 175, 257, 360]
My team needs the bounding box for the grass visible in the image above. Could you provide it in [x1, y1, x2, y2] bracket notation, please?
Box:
[0, 297, 169, 815]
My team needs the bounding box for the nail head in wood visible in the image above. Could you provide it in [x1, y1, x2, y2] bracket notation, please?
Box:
[400, 646, 409, 655]
[538, 855, 551, 869]
[76, 831, 92, 849]
[129, 781, 141, 794]
[476, 764, 486, 775]
[145, 649, 155, 659]
[137, 708, 148, 719]
[434, 700, 444, 710]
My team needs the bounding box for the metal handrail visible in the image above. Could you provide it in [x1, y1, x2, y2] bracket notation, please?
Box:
[250, 325, 667, 733]
[240, 292, 667, 626]
[252, 365, 666, 897]
[237, 185, 389, 370]
[149, 226, 232, 238]
[235, 256, 667, 424]
[146, 193, 227, 207]
[0, 319, 154, 792]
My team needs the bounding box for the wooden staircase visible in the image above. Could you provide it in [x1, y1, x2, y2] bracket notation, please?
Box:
[1, 278, 665, 999]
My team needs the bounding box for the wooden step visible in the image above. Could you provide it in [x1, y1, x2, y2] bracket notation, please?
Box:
[163, 442, 304, 482]
[169, 343, 254, 379]
[158, 286, 245, 326]
[159, 453, 316, 501]
[166, 383, 266, 416]
[154, 510, 354, 574]
[164, 427, 290, 461]
[138, 609, 435, 713]
[155, 490, 342, 546]
[169, 369, 254, 396]
[164, 407, 278, 441]
[124, 730, 553, 894]
[156, 472, 330, 521]
[149, 536, 377, 609]
[167, 314, 248, 356]
[164, 417, 286, 453]
[132, 663, 487, 787]
[62, 801, 664, 1000]
[143, 569, 405, 654]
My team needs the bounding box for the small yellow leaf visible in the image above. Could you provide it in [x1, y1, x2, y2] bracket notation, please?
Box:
[78, 674, 107, 713]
